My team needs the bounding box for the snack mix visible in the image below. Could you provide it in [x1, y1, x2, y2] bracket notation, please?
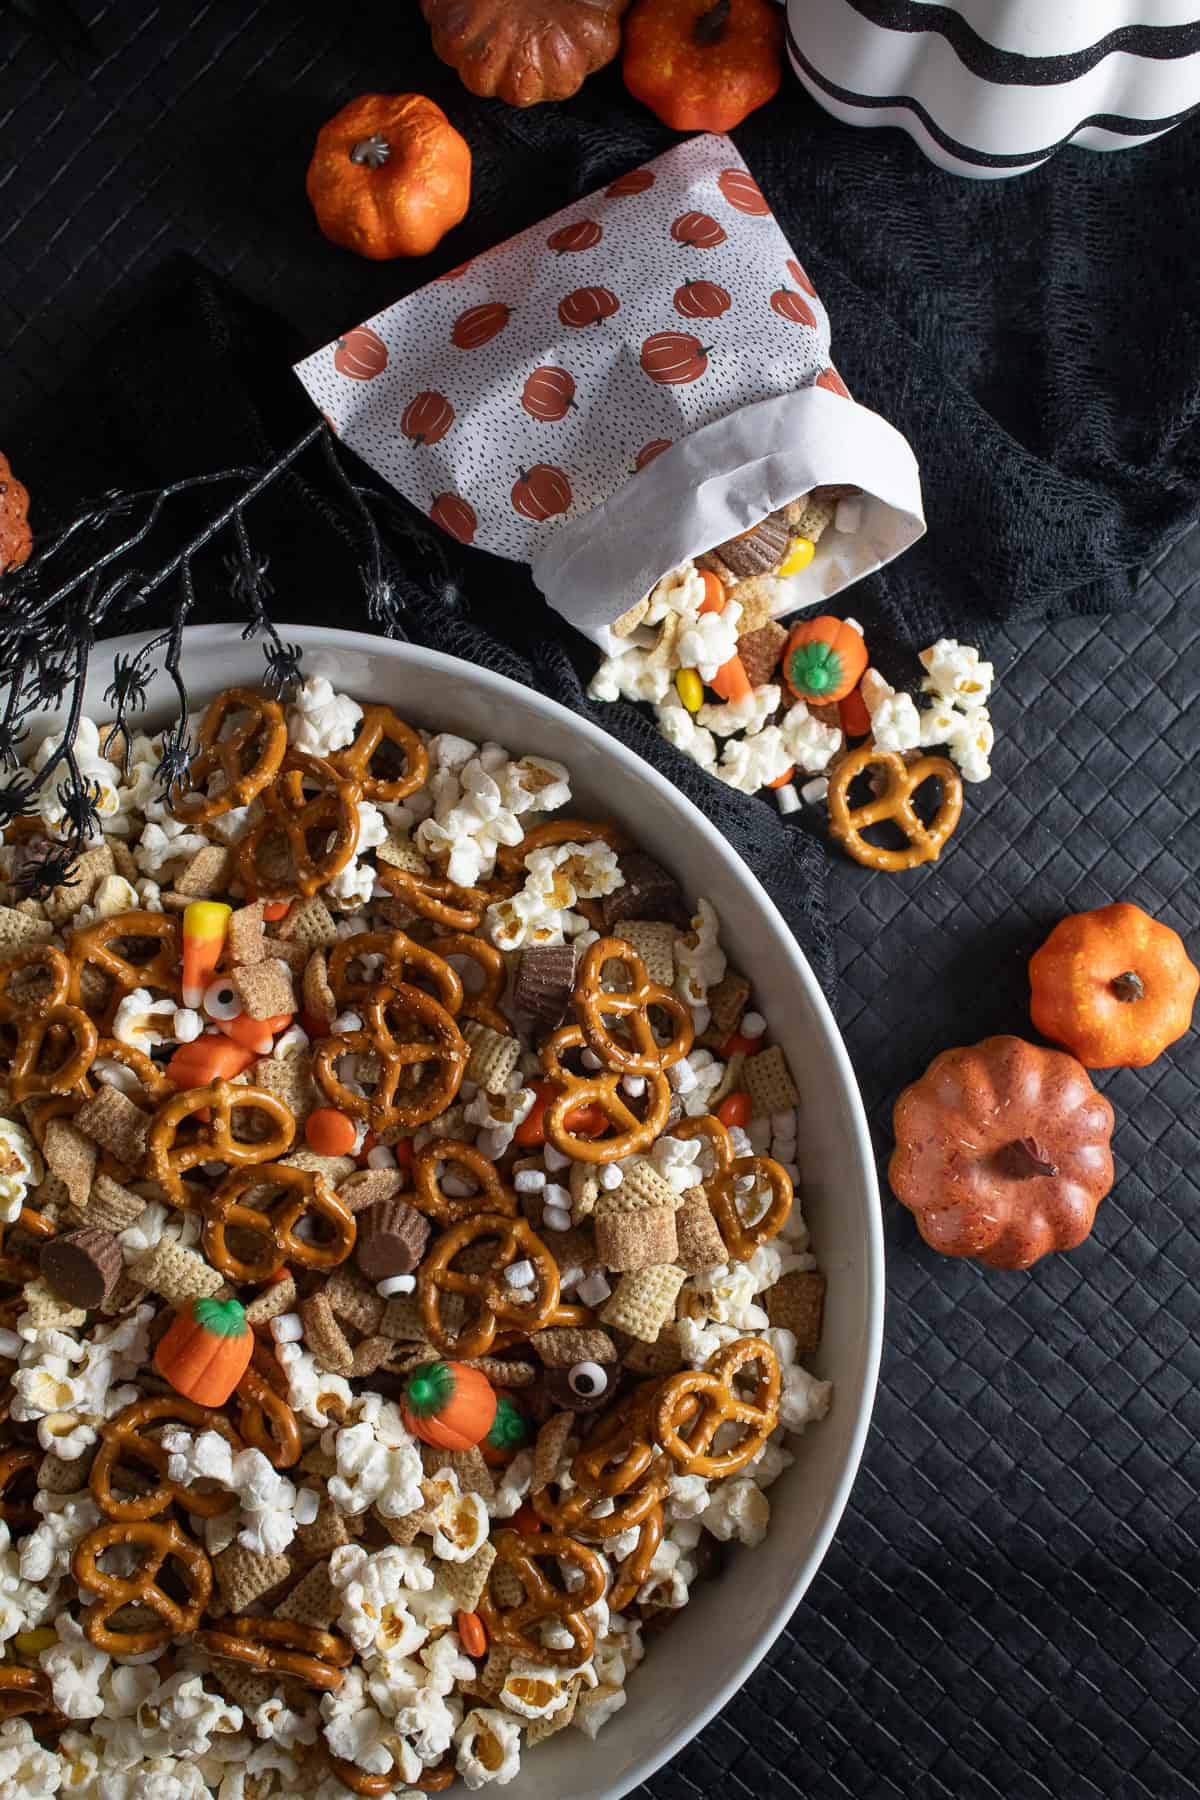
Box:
[587, 497, 996, 867]
[0, 678, 832, 1797]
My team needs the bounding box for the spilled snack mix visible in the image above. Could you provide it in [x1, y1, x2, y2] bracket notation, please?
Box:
[0, 679, 830, 1795]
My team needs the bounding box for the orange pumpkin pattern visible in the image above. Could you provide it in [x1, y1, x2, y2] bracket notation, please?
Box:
[557, 286, 621, 328]
[300, 138, 837, 567]
[670, 210, 726, 250]
[430, 491, 477, 544]
[333, 327, 388, 381]
[511, 464, 572, 522]
[718, 167, 770, 216]
[673, 278, 731, 319]
[547, 219, 603, 254]
[521, 366, 576, 421]
[451, 303, 512, 349]
[401, 391, 455, 446]
[641, 331, 710, 386]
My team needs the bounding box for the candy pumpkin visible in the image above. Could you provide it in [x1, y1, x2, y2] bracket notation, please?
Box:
[401, 1360, 498, 1450]
[422, 0, 630, 107]
[481, 1394, 531, 1466]
[1029, 902, 1198, 1069]
[155, 1297, 254, 1406]
[623, 0, 783, 133]
[890, 1036, 1115, 1271]
[782, 616, 868, 705]
[307, 94, 471, 261]
[0, 454, 31, 577]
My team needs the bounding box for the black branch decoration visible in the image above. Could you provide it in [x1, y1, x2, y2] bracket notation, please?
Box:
[0, 421, 403, 899]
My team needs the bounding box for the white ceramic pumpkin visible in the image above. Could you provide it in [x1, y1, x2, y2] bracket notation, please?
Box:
[786, 0, 1200, 177]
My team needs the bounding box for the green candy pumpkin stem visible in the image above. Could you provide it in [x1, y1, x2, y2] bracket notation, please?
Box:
[486, 1394, 530, 1453]
[787, 641, 844, 699]
[403, 1360, 456, 1419]
[191, 1296, 248, 1337]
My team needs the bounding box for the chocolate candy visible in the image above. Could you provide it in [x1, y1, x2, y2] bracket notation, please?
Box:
[712, 511, 791, 579]
[39, 1228, 123, 1310]
[603, 851, 688, 930]
[355, 1198, 431, 1283]
[512, 945, 577, 1032]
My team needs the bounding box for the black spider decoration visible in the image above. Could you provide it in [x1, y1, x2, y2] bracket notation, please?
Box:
[13, 840, 78, 899]
[155, 723, 194, 804]
[262, 636, 304, 699]
[55, 774, 104, 842]
[104, 652, 152, 718]
[0, 778, 34, 831]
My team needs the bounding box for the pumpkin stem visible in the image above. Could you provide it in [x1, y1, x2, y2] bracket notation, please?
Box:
[350, 133, 390, 170]
[191, 1296, 248, 1337]
[486, 1395, 529, 1453]
[693, 0, 731, 46]
[403, 1359, 456, 1420]
[1014, 1136, 1059, 1178]
[1111, 970, 1145, 1003]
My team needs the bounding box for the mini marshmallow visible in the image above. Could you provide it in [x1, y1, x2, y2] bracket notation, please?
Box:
[600, 1164, 624, 1191]
[270, 1314, 304, 1345]
[575, 1271, 612, 1307]
[514, 1169, 546, 1193]
[542, 1206, 572, 1233]
[504, 1261, 535, 1288]
[542, 1184, 570, 1211]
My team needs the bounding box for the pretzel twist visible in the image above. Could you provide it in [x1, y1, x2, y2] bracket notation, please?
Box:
[201, 1162, 355, 1283]
[374, 862, 508, 932]
[418, 1213, 559, 1358]
[145, 1078, 296, 1205]
[673, 1114, 793, 1260]
[311, 984, 467, 1133]
[235, 1365, 302, 1470]
[90, 1396, 244, 1522]
[173, 688, 287, 823]
[410, 1139, 517, 1225]
[66, 912, 181, 1026]
[0, 943, 97, 1099]
[194, 1616, 352, 1692]
[539, 1025, 670, 1161]
[73, 1518, 212, 1655]
[571, 937, 694, 1075]
[496, 818, 631, 877]
[0, 1446, 40, 1531]
[827, 745, 962, 872]
[654, 1338, 781, 1479]
[237, 751, 361, 900]
[331, 704, 428, 803]
[328, 930, 462, 1014]
[426, 933, 509, 1035]
[479, 1529, 606, 1668]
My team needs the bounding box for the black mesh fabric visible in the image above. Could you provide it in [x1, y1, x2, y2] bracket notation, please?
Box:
[3, 5, 1200, 1796]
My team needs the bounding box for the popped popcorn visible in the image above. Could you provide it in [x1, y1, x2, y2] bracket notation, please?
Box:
[674, 899, 726, 1010]
[112, 987, 179, 1051]
[919, 638, 994, 710]
[717, 725, 794, 794]
[779, 700, 843, 773]
[677, 598, 743, 682]
[654, 693, 718, 770]
[696, 684, 780, 738]
[287, 676, 363, 754]
[455, 1708, 522, 1789]
[0, 1118, 41, 1224]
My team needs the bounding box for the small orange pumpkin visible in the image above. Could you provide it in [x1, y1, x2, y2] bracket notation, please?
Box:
[155, 1297, 254, 1406]
[307, 94, 471, 261]
[0, 454, 32, 577]
[1029, 902, 1199, 1069]
[623, 0, 783, 133]
[782, 616, 869, 705]
[401, 1360, 498, 1451]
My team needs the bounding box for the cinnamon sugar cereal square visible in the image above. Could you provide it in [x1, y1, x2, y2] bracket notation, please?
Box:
[532, 1412, 575, 1491]
[530, 1327, 616, 1369]
[673, 1187, 728, 1274]
[766, 1269, 826, 1355]
[42, 1118, 97, 1212]
[215, 1544, 291, 1611]
[232, 959, 296, 1021]
[174, 845, 230, 898]
[622, 1323, 685, 1375]
[736, 620, 788, 688]
[250, 1046, 317, 1126]
[227, 902, 267, 965]
[276, 1561, 340, 1628]
[744, 1044, 800, 1117]
[275, 896, 337, 951]
[463, 1022, 521, 1094]
[0, 907, 52, 953]
[243, 1275, 297, 1326]
[301, 950, 337, 1032]
[86, 1172, 144, 1233]
[326, 1264, 385, 1333]
[377, 833, 430, 875]
[439, 1539, 496, 1613]
[74, 1085, 149, 1167]
[43, 845, 114, 924]
[299, 1291, 354, 1375]
[336, 1168, 406, 1217]
[706, 972, 751, 1039]
[600, 1264, 685, 1342]
[595, 1204, 678, 1272]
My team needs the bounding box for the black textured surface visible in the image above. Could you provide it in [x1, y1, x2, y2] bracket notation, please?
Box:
[3, 7, 1200, 1799]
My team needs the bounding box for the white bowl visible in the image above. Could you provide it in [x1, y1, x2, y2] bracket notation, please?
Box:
[84, 623, 884, 1799]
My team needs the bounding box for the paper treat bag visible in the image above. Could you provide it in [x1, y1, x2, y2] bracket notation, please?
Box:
[296, 135, 924, 652]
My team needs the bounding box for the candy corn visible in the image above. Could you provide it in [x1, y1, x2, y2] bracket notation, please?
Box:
[182, 902, 232, 1008]
[215, 1011, 293, 1057]
[165, 1036, 254, 1087]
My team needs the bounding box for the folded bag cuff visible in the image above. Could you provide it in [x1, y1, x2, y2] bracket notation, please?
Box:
[531, 385, 926, 652]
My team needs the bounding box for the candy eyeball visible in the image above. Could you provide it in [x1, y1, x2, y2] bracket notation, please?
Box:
[203, 978, 243, 1023]
[568, 1361, 608, 1400]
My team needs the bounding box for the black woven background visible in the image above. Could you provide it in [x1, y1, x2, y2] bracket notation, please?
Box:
[3, 6, 1199, 1799]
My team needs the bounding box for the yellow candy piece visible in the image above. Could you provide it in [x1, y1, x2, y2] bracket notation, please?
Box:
[13, 1628, 56, 1655]
[675, 669, 704, 712]
[778, 536, 815, 576]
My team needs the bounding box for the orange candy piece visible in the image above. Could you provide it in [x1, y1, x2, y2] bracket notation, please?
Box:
[216, 1012, 293, 1056]
[457, 1610, 488, 1658]
[305, 1107, 358, 1157]
[697, 570, 726, 615]
[165, 1036, 254, 1088]
[717, 1091, 752, 1128]
[710, 655, 752, 703]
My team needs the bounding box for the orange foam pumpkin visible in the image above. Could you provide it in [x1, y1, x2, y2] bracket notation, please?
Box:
[155, 1297, 253, 1406]
[0, 454, 32, 577]
[307, 94, 471, 261]
[401, 1360, 498, 1450]
[1029, 902, 1198, 1069]
[623, 0, 783, 133]
[890, 1036, 1115, 1271]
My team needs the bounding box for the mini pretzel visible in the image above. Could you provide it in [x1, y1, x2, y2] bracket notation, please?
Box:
[73, 1518, 212, 1655]
[90, 1395, 244, 1522]
[66, 911, 181, 1024]
[410, 1139, 517, 1225]
[327, 1757, 401, 1798]
[654, 1337, 780, 1479]
[496, 818, 631, 877]
[674, 1114, 793, 1260]
[609, 1500, 663, 1613]
[0, 942, 71, 1012]
[0, 1446, 40, 1531]
[235, 1366, 302, 1470]
[328, 930, 462, 1014]
[312, 986, 466, 1132]
[0, 1667, 66, 1732]
[331, 703, 428, 803]
[145, 1078, 296, 1205]
[480, 1528, 606, 1669]
[89, 1036, 173, 1101]
[427, 932, 509, 1035]
[5, 1002, 97, 1102]
[418, 1213, 560, 1358]
[539, 1025, 670, 1161]
[571, 937, 694, 1075]
[374, 861, 499, 932]
[173, 687, 288, 822]
[827, 745, 962, 872]
[202, 1163, 356, 1283]
[194, 1617, 352, 1692]
[237, 751, 362, 900]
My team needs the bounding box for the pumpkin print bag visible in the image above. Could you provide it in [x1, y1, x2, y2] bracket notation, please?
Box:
[295, 134, 924, 651]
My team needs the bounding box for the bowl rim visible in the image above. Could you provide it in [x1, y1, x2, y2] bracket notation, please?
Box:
[89, 621, 885, 1795]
